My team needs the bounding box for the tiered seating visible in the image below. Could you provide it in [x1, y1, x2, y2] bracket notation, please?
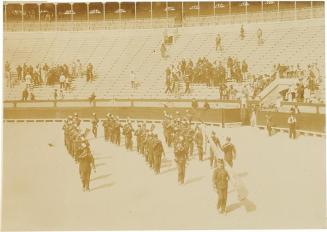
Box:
[4, 18, 324, 101]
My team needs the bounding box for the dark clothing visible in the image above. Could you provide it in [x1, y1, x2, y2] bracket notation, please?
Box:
[212, 167, 229, 213]
[222, 142, 236, 167]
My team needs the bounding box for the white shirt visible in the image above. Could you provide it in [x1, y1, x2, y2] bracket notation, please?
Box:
[60, 75, 65, 83]
[25, 74, 32, 84]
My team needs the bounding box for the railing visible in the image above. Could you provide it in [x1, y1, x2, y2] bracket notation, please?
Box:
[280, 101, 325, 114]
[4, 7, 324, 32]
[3, 98, 242, 109]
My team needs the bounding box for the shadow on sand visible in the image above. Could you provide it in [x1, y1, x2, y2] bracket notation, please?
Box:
[160, 167, 177, 174]
[91, 182, 115, 191]
[95, 162, 106, 168]
[91, 173, 112, 181]
[184, 176, 204, 185]
[227, 198, 256, 213]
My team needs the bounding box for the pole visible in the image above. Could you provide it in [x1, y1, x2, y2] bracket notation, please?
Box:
[228, 1, 231, 23]
[55, 3, 57, 30]
[166, 1, 168, 27]
[87, 2, 89, 30]
[71, 3, 73, 22]
[21, 3, 24, 31]
[4, 3, 6, 31]
[150, 1, 153, 28]
[38, 3, 41, 30]
[310, 1, 313, 18]
[119, 2, 121, 26]
[182, 2, 184, 27]
[261, 0, 263, 21]
[134, 1, 136, 24]
[294, 1, 297, 20]
[213, 1, 215, 17]
[103, 2, 106, 29]
[198, 1, 200, 17]
[245, 1, 248, 23]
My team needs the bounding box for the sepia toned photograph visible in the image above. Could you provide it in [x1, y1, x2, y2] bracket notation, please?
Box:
[1, 0, 326, 230]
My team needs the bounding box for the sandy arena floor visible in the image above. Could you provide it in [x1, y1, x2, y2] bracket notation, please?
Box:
[2, 122, 326, 230]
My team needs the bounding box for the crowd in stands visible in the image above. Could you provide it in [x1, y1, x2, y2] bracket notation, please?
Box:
[4, 60, 95, 101]
[277, 63, 323, 103]
[164, 56, 324, 104]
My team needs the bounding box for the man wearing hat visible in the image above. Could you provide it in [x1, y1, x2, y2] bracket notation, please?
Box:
[79, 143, 96, 192]
[153, 134, 165, 174]
[210, 131, 222, 168]
[222, 136, 236, 167]
[91, 113, 99, 138]
[195, 126, 204, 161]
[174, 136, 187, 184]
[134, 124, 142, 153]
[212, 159, 229, 214]
[73, 113, 81, 126]
[123, 120, 133, 151]
[103, 114, 110, 141]
[288, 113, 297, 139]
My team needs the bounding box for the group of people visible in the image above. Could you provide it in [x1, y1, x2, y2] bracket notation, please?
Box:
[99, 113, 165, 175]
[4, 60, 95, 101]
[164, 56, 249, 96]
[280, 63, 323, 103]
[61, 110, 240, 214]
[62, 113, 96, 192]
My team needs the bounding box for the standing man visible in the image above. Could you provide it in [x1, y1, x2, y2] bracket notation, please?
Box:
[78, 143, 96, 192]
[288, 114, 297, 139]
[210, 131, 222, 168]
[174, 136, 187, 184]
[130, 71, 136, 89]
[134, 124, 142, 153]
[266, 113, 273, 136]
[123, 120, 133, 151]
[153, 134, 165, 174]
[216, 33, 223, 51]
[222, 137, 236, 168]
[195, 126, 204, 161]
[212, 159, 229, 214]
[91, 113, 99, 138]
[240, 24, 245, 40]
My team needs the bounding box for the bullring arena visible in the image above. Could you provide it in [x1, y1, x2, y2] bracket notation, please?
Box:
[2, 1, 326, 230]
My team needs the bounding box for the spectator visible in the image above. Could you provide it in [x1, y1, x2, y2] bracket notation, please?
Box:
[215, 33, 222, 51]
[203, 100, 210, 110]
[25, 72, 32, 88]
[241, 60, 248, 80]
[22, 88, 29, 101]
[89, 92, 96, 105]
[54, 89, 58, 101]
[191, 98, 198, 110]
[240, 24, 245, 40]
[130, 71, 136, 89]
[59, 72, 65, 89]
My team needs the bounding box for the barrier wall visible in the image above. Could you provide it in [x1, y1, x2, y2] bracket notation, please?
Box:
[256, 111, 325, 133]
[3, 106, 241, 125]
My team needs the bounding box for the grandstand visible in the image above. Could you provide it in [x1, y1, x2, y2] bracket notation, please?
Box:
[3, 17, 325, 101]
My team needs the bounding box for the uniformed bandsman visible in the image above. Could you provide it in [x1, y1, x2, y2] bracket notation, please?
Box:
[91, 113, 99, 138]
[78, 143, 96, 192]
[212, 159, 229, 214]
[174, 136, 187, 184]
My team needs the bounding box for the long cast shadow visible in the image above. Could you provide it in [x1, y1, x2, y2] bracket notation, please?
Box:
[95, 162, 106, 168]
[160, 167, 177, 174]
[91, 182, 115, 191]
[94, 156, 112, 160]
[90, 173, 112, 181]
[226, 198, 256, 213]
[184, 176, 204, 185]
